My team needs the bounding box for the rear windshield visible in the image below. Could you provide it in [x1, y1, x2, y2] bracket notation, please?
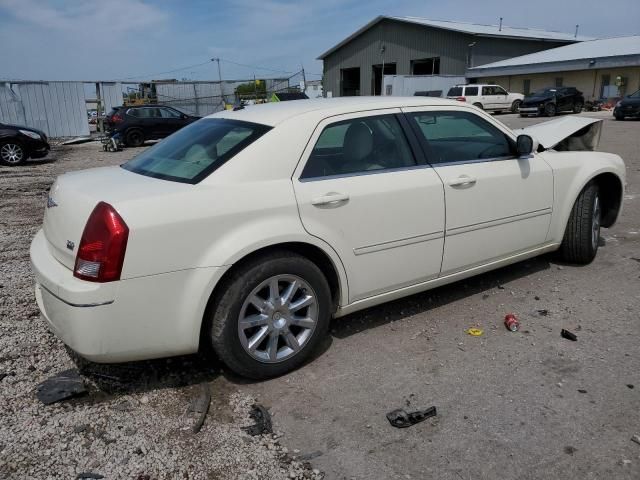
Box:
[121, 118, 271, 184]
[447, 87, 463, 96]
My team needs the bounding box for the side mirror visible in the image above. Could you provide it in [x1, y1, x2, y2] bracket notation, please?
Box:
[516, 134, 538, 156]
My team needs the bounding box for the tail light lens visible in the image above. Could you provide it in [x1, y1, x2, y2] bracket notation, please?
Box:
[110, 114, 123, 123]
[456, 96, 466, 102]
[74, 202, 129, 282]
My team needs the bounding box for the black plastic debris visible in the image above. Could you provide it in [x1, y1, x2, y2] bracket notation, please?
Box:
[190, 385, 211, 434]
[76, 473, 104, 479]
[561, 329, 578, 341]
[536, 309, 549, 316]
[386, 406, 437, 428]
[243, 404, 272, 436]
[627, 384, 635, 390]
[36, 368, 87, 405]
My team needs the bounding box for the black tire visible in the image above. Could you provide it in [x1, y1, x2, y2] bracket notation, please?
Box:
[511, 100, 522, 113]
[558, 182, 601, 264]
[472, 102, 483, 110]
[544, 103, 557, 117]
[0, 141, 27, 166]
[614, 114, 624, 121]
[573, 102, 583, 114]
[206, 250, 332, 379]
[125, 129, 144, 147]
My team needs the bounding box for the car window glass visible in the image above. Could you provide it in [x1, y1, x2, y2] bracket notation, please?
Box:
[410, 111, 513, 164]
[122, 118, 271, 184]
[464, 86, 478, 96]
[301, 115, 416, 179]
[482, 86, 495, 95]
[160, 108, 181, 118]
[495, 86, 507, 95]
[447, 87, 463, 97]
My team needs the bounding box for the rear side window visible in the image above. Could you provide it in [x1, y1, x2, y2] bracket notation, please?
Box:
[409, 111, 513, 164]
[122, 118, 271, 184]
[447, 87, 463, 97]
[301, 115, 416, 179]
[464, 86, 478, 96]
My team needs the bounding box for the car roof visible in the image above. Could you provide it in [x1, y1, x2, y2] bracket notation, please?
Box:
[209, 97, 464, 126]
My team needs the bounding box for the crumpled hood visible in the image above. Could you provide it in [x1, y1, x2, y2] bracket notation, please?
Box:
[516, 116, 603, 151]
[522, 95, 553, 105]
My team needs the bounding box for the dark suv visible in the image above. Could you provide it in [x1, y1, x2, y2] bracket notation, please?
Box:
[105, 105, 199, 147]
[519, 87, 584, 117]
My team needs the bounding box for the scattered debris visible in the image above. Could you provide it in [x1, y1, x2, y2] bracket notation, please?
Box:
[536, 309, 549, 316]
[190, 384, 211, 434]
[560, 329, 578, 341]
[243, 404, 273, 436]
[36, 369, 87, 405]
[297, 450, 324, 461]
[76, 473, 104, 479]
[627, 384, 634, 389]
[497, 285, 505, 290]
[578, 389, 587, 394]
[386, 406, 437, 428]
[534, 296, 541, 301]
[504, 313, 520, 332]
[564, 446, 576, 455]
[466, 328, 484, 337]
[631, 435, 640, 446]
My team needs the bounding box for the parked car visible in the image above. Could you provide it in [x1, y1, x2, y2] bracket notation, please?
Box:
[31, 98, 625, 379]
[105, 105, 199, 147]
[0, 122, 50, 166]
[446, 84, 524, 113]
[519, 87, 584, 117]
[613, 89, 640, 120]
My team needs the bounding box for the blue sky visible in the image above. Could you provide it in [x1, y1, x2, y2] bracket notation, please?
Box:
[0, 0, 638, 82]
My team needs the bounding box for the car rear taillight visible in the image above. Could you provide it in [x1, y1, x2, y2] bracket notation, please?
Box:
[74, 202, 129, 283]
[456, 96, 466, 102]
[110, 114, 123, 123]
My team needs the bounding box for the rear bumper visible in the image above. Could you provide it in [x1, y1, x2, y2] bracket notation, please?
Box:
[30, 229, 222, 363]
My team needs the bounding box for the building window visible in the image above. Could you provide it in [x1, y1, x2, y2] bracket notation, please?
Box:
[411, 57, 441, 75]
[555, 77, 563, 87]
[523, 79, 531, 95]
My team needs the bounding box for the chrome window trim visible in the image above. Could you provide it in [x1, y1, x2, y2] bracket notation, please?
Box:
[298, 163, 434, 183]
[431, 155, 519, 167]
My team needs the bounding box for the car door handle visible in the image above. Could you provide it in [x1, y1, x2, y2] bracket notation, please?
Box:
[311, 192, 350, 207]
[448, 175, 477, 187]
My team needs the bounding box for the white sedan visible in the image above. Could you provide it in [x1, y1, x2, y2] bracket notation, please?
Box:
[31, 98, 625, 378]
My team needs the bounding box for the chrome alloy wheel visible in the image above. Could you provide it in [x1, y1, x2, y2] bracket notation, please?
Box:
[1, 143, 24, 164]
[592, 194, 601, 250]
[238, 275, 318, 363]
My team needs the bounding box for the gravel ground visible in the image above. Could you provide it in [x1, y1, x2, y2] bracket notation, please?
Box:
[0, 143, 320, 480]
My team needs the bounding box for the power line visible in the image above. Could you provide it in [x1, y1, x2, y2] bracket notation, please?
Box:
[116, 59, 214, 81]
[217, 58, 293, 75]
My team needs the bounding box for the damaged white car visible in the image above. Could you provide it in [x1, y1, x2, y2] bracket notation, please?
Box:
[31, 98, 625, 378]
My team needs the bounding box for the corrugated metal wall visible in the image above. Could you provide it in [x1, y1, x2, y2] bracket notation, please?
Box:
[100, 82, 124, 113]
[322, 18, 571, 96]
[0, 81, 89, 137]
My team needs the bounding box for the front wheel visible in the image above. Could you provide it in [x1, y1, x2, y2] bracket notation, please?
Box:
[558, 183, 601, 264]
[545, 103, 557, 116]
[0, 141, 26, 166]
[511, 100, 522, 113]
[207, 251, 332, 379]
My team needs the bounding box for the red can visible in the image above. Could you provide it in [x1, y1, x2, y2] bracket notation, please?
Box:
[504, 314, 519, 332]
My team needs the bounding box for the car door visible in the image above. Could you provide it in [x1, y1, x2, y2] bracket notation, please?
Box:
[159, 107, 188, 136]
[481, 86, 498, 110]
[493, 86, 510, 109]
[293, 110, 445, 303]
[402, 106, 553, 275]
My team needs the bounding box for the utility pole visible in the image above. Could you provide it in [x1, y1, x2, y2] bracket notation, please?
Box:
[301, 63, 306, 95]
[211, 58, 224, 105]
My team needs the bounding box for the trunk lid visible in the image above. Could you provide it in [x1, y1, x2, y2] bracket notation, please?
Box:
[44, 166, 189, 270]
[516, 116, 603, 151]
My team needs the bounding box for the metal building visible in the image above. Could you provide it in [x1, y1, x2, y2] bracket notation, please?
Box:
[318, 16, 588, 97]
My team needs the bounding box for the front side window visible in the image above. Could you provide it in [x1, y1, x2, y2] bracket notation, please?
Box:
[409, 111, 514, 164]
[482, 86, 496, 95]
[160, 107, 182, 118]
[464, 86, 478, 96]
[122, 118, 271, 183]
[301, 115, 416, 179]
